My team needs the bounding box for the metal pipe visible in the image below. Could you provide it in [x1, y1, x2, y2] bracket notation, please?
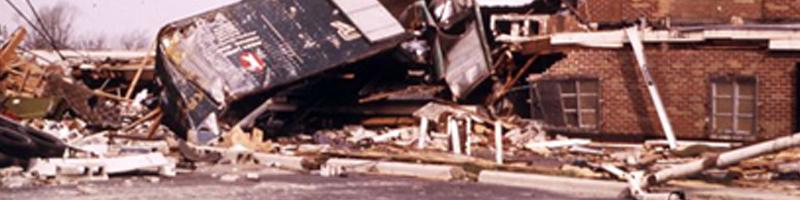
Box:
[625, 26, 678, 149]
[647, 132, 800, 186]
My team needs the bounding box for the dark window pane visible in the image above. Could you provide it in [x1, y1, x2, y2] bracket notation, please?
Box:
[715, 115, 733, 130]
[737, 117, 754, 133]
[565, 113, 578, 127]
[560, 81, 576, 94]
[738, 99, 755, 114]
[580, 112, 597, 126]
[715, 82, 733, 96]
[579, 81, 598, 94]
[579, 96, 598, 110]
[715, 98, 733, 113]
[738, 83, 755, 97]
[563, 97, 577, 109]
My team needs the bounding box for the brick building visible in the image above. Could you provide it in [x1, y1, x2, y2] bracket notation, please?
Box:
[482, 0, 800, 142]
[577, 0, 800, 24]
[527, 28, 800, 142]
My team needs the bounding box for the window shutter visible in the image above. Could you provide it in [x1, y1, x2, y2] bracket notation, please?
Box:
[536, 80, 566, 126]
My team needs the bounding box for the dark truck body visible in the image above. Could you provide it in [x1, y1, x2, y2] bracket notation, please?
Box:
[155, 0, 411, 143]
[156, 0, 493, 144]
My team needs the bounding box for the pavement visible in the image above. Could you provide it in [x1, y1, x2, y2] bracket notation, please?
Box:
[0, 166, 616, 200]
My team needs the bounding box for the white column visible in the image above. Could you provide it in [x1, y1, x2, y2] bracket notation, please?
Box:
[417, 117, 429, 149]
[449, 116, 462, 155]
[494, 121, 503, 164]
[465, 118, 472, 156]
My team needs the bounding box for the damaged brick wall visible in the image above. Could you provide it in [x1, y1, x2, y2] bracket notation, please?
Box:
[538, 46, 797, 141]
[763, 0, 800, 21]
[577, 0, 800, 24]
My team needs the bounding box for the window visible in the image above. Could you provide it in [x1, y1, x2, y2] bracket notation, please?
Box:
[711, 77, 756, 136]
[559, 80, 599, 128]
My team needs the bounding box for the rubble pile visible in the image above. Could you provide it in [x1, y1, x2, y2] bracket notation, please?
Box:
[2, 0, 800, 199]
[0, 26, 173, 188]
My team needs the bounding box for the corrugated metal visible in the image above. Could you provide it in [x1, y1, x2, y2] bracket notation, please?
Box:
[332, 0, 406, 42]
[443, 23, 491, 98]
[476, 0, 537, 8]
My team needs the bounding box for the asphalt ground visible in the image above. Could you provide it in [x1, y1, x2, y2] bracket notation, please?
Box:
[0, 166, 618, 200]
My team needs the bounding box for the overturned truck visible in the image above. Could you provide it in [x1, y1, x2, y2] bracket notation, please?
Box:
[156, 0, 494, 144]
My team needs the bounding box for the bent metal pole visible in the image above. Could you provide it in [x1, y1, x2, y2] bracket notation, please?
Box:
[646, 132, 800, 186]
[625, 26, 678, 150]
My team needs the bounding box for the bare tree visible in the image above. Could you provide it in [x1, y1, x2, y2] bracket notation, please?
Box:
[24, 1, 77, 50]
[73, 35, 108, 50]
[119, 30, 150, 50]
[0, 25, 8, 41]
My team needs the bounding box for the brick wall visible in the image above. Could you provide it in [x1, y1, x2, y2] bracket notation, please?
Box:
[578, 0, 800, 24]
[537, 46, 798, 141]
[763, 0, 800, 21]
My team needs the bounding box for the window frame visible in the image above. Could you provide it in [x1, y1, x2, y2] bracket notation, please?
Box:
[557, 78, 600, 129]
[710, 76, 757, 137]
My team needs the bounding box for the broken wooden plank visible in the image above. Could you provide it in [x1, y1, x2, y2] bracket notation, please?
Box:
[525, 139, 592, 149]
[93, 90, 130, 102]
[145, 112, 163, 139]
[0, 27, 26, 69]
[123, 57, 150, 99]
[490, 54, 539, 105]
[122, 107, 162, 132]
[322, 147, 565, 180]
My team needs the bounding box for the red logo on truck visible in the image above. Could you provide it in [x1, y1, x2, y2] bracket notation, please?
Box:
[239, 51, 266, 72]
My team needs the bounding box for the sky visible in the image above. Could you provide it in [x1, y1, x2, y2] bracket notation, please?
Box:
[0, 0, 238, 48]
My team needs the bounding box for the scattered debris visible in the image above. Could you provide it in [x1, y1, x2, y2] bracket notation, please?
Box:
[245, 173, 260, 181]
[219, 174, 240, 182]
[2, 1, 800, 199]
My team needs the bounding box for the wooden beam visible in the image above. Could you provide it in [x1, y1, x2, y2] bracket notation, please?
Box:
[123, 58, 150, 99]
[146, 112, 164, 139]
[122, 107, 162, 132]
[490, 54, 539, 105]
[93, 90, 130, 102]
